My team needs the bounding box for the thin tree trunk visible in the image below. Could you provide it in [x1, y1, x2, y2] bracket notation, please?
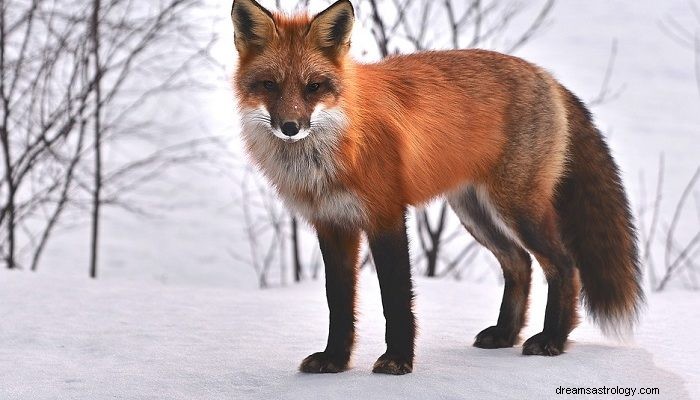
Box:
[292, 216, 302, 282]
[0, 0, 16, 269]
[419, 203, 448, 277]
[368, 0, 390, 58]
[89, 0, 102, 279]
[426, 249, 438, 277]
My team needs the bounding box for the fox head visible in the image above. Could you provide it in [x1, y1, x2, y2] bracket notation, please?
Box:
[232, 0, 353, 143]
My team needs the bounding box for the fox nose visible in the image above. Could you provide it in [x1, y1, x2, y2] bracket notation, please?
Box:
[281, 121, 300, 137]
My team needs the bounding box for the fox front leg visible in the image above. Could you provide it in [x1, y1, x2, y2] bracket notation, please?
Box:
[368, 213, 416, 375]
[299, 226, 360, 373]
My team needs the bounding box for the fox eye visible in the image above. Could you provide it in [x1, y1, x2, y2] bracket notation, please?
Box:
[306, 82, 321, 93]
[262, 80, 277, 91]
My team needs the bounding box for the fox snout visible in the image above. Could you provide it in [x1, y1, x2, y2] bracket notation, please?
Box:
[242, 106, 313, 143]
[275, 113, 308, 138]
[271, 114, 311, 142]
[241, 104, 347, 144]
[271, 96, 312, 139]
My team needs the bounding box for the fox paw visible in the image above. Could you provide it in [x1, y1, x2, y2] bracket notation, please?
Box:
[372, 353, 413, 375]
[473, 325, 516, 349]
[299, 352, 348, 373]
[522, 332, 565, 356]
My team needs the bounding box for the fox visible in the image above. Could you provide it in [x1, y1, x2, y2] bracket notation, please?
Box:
[231, 0, 644, 375]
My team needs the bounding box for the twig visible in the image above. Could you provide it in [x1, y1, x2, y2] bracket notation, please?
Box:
[657, 166, 700, 290]
[506, 0, 555, 53]
[589, 39, 625, 106]
[642, 154, 664, 286]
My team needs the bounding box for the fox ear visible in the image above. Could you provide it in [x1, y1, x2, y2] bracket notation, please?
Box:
[308, 0, 354, 55]
[231, 0, 276, 56]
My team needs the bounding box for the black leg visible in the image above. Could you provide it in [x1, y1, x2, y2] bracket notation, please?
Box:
[474, 247, 532, 348]
[299, 226, 360, 373]
[516, 212, 578, 356]
[368, 213, 415, 375]
[448, 187, 532, 349]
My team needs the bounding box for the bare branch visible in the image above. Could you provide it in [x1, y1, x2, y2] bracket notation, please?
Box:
[589, 39, 625, 107]
[506, 0, 555, 53]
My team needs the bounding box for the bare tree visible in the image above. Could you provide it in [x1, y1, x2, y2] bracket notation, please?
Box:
[0, 0, 219, 275]
[638, 160, 700, 291]
[30, 111, 89, 272]
[233, 167, 293, 288]
[363, 0, 555, 56]
[0, 0, 89, 270]
[89, 0, 103, 279]
[637, 2, 700, 291]
[415, 202, 448, 277]
[588, 39, 625, 107]
[291, 215, 303, 282]
[657, 167, 700, 291]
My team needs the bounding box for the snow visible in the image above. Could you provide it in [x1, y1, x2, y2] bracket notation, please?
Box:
[1, 271, 697, 399]
[4, 0, 699, 399]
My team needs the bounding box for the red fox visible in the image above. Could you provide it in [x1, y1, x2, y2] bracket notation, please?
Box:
[231, 0, 644, 375]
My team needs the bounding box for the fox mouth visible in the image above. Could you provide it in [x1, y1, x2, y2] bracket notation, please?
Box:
[272, 128, 311, 143]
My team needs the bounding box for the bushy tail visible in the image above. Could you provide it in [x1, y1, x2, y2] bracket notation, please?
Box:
[555, 88, 644, 338]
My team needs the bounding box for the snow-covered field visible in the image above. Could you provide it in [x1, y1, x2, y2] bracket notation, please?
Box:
[3, 0, 699, 399]
[2, 271, 697, 399]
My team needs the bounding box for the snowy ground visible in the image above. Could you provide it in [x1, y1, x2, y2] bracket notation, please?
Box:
[2, 271, 697, 399]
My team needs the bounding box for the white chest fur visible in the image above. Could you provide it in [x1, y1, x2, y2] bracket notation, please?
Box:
[281, 189, 368, 228]
[240, 105, 368, 228]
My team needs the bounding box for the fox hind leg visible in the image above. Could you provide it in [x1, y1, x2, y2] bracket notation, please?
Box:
[448, 187, 532, 349]
[514, 208, 579, 356]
